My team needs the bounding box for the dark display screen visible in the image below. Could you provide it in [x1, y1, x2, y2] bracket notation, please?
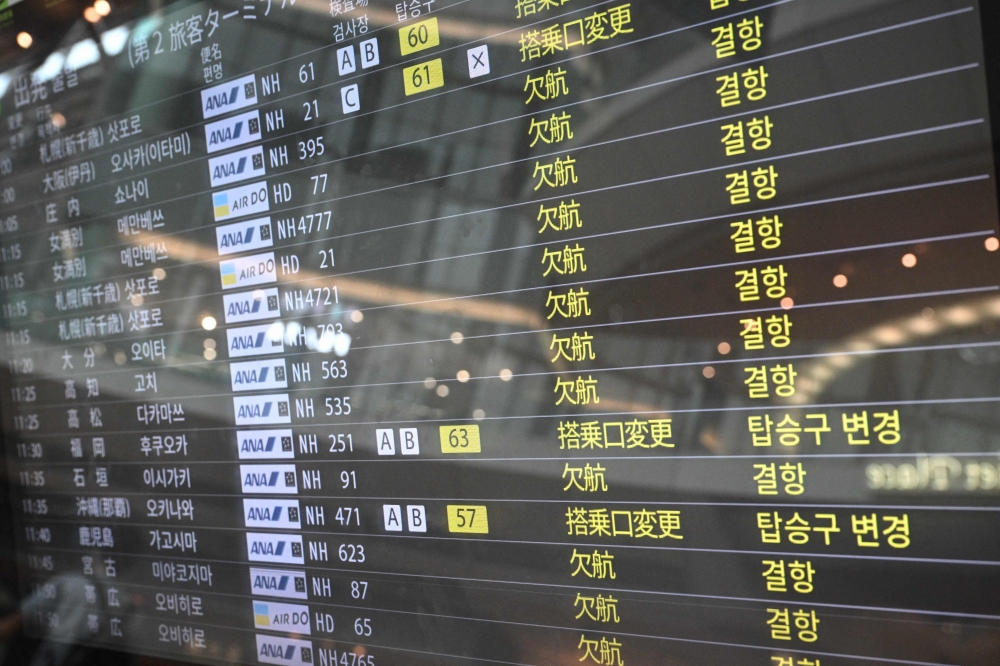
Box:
[1, 0, 1000, 665]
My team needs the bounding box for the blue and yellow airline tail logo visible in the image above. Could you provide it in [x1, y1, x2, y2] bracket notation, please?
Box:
[214, 192, 229, 218]
[221, 261, 237, 286]
[254, 602, 271, 626]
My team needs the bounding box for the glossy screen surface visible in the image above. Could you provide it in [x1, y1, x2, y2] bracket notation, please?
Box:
[1, 1, 1000, 665]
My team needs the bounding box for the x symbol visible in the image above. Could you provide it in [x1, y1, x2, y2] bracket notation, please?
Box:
[471, 52, 485, 68]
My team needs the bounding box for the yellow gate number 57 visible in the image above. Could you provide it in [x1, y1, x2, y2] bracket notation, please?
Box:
[403, 58, 444, 96]
[447, 505, 489, 533]
[440, 425, 481, 453]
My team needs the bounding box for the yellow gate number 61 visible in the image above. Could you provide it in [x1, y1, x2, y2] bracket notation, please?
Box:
[403, 58, 444, 96]
[447, 505, 489, 533]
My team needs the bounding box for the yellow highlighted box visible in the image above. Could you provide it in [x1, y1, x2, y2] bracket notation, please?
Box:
[440, 424, 481, 453]
[403, 58, 444, 96]
[399, 17, 440, 55]
[447, 505, 489, 533]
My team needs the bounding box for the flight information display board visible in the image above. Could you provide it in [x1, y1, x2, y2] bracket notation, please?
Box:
[1, 0, 1000, 665]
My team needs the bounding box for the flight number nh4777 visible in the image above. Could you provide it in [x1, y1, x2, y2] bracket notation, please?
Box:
[275, 211, 332, 239]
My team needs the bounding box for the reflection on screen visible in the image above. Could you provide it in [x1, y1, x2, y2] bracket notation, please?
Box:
[1, 1, 999, 665]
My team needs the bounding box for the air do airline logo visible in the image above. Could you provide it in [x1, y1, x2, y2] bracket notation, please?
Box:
[209, 146, 266, 188]
[217, 217, 273, 256]
[253, 600, 311, 634]
[224, 289, 281, 324]
[231, 359, 288, 392]
[246, 532, 304, 564]
[255, 634, 313, 666]
[244, 499, 301, 529]
[250, 567, 308, 600]
[241, 464, 297, 494]
[234, 394, 292, 426]
[205, 110, 262, 154]
[227, 323, 284, 359]
[220, 252, 277, 290]
[213, 181, 269, 222]
[202, 74, 258, 119]
[237, 429, 294, 460]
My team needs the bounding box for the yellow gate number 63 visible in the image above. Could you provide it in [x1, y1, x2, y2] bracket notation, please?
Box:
[440, 425, 481, 453]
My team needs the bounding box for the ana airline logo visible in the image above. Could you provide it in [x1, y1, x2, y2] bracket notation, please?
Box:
[240, 464, 298, 494]
[209, 146, 266, 187]
[205, 110, 262, 154]
[202, 74, 258, 119]
[227, 323, 284, 358]
[217, 217, 273, 256]
[255, 634, 313, 666]
[231, 359, 288, 392]
[246, 532, 304, 564]
[249, 567, 308, 600]
[234, 394, 292, 426]
[244, 499, 301, 529]
[224, 289, 280, 324]
[237, 429, 295, 460]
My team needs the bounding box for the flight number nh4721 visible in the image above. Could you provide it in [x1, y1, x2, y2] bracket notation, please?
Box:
[283, 287, 338, 312]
